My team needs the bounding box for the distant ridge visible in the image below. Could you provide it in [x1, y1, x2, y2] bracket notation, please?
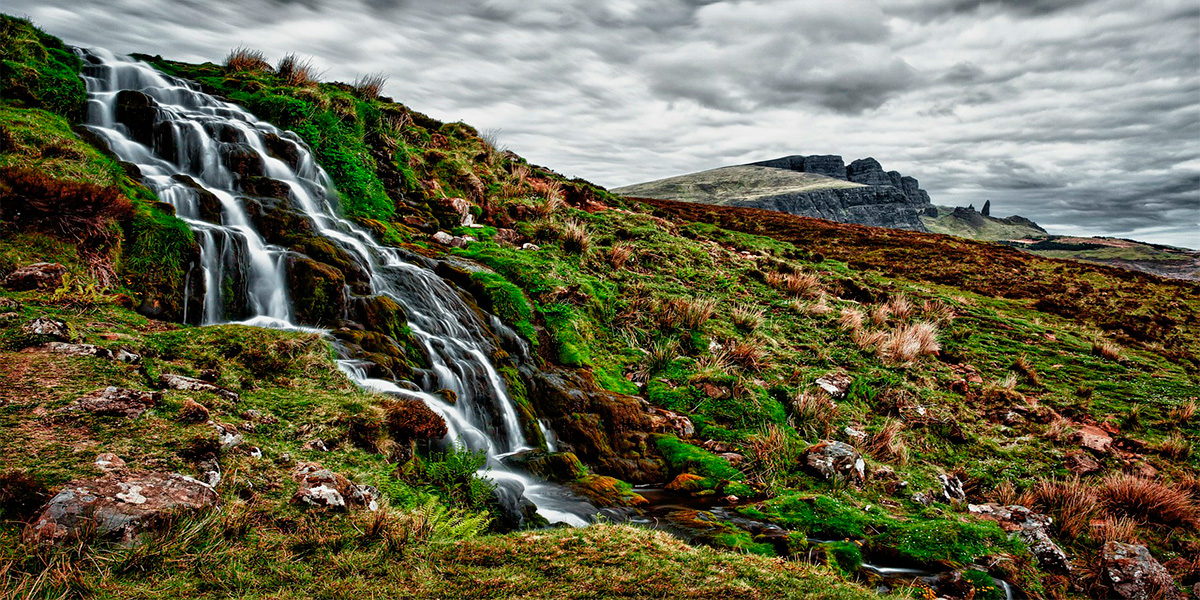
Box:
[614, 154, 934, 231]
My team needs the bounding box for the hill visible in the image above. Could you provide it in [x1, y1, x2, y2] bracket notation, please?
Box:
[1, 15, 1198, 600]
[614, 155, 934, 231]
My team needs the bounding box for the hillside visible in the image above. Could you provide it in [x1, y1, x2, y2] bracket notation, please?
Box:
[614, 155, 934, 231]
[2, 15, 1198, 600]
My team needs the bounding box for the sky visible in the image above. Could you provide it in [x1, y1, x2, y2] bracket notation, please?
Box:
[11, 0, 1200, 247]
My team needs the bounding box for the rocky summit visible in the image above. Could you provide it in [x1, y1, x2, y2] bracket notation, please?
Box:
[614, 154, 935, 231]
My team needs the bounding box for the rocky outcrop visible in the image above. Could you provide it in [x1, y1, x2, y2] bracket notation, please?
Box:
[734, 184, 927, 230]
[801, 440, 865, 482]
[1099, 542, 1183, 600]
[63, 387, 159, 419]
[290, 462, 379, 511]
[968, 503, 1070, 573]
[25, 472, 218, 545]
[750, 154, 933, 209]
[159, 373, 240, 402]
[3, 262, 67, 291]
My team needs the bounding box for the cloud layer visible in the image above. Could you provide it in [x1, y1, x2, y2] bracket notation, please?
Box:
[11, 0, 1199, 246]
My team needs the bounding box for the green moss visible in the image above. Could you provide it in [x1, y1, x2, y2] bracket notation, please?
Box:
[469, 271, 536, 342]
[653, 435, 742, 481]
[119, 200, 196, 319]
[871, 517, 1024, 565]
[0, 16, 87, 120]
[743, 494, 881, 540]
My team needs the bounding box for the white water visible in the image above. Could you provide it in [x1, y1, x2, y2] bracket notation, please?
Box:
[78, 48, 593, 527]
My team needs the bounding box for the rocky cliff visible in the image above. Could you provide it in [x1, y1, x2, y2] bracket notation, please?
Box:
[615, 154, 934, 231]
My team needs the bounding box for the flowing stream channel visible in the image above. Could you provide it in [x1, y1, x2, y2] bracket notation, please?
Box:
[77, 48, 594, 527]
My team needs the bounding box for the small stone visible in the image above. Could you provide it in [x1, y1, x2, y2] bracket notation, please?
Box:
[302, 439, 329, 452]
[939, 473, 966, 501]
[177, 399, 211, 424]
[1074, 424, 1114, 454]
[94, 453, 126, 472]
[520, 242, 540, 251]
[1064, 450, 1102, 475]
[802, 440, 865, 483]
[159, 374, 239, 402]
[844, 426, 867, 445]
[211, 423, 244, 451]
[431, 231, 455, 245]
[1100, 542, 1182, 600]
[815, 373, 852, 398]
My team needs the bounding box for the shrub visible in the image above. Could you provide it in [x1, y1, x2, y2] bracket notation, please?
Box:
[385, 399, 449, 442]
[731, 306, 765, 331]
[224, 46, 270, 72]
[869, 304, 891, 327]
[1019, 476, 1099, 539]
[365, 497, 490, 553]
[560, 218, 591, 254]
[802, 295, 834, 316]
[1155, 432, 1191, 460]
[645, 339, 678, 374]
[1012, 354, 1040, 386]
[353, 73, 388, 99]
[276, 53, 318, 86]
[399, 448, 495, 512]
[921, 299, 957, 323]
[1098, 472, 1198, 529]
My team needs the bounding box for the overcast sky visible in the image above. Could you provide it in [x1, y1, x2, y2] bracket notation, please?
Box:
[13, 0, 1200, 247]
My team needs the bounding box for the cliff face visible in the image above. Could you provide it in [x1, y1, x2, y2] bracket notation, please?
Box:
[617, 154, 934, 231]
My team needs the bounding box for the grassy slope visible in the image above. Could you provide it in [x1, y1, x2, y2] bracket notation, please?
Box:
[921, 206, 1049, 241]
[613, 165, 864, 205]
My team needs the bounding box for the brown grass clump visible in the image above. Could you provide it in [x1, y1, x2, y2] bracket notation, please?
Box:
[804, 294, 834, 316]
[1168, 400, 1197, 424]
[851, 328, 888, 352]
[766, 271, 822, 298]
[992, 480, 1019, 506]
[645, 339, 679, 374]
[867, 419, 908, 465]
[731, 306, 765, 331]
[886, 293, 914, 320]
[690, 350, 730, 381]
[560, 219, 591, 254]
[663, 297, 718, 330]
[1098, 472, 1198, 529]
[746, 424, 803, 492]
[1042, 416, 1076, 443]
[531, 195, 564, 219]
[870, 304, 891, 327]
[1012, 355, 1040, 386]
[353, 73, 389, 99]
[607, 243, 635, 269]
[1019, 476, 1099, 539]
[224, 46, 270, 72]
[921, 299, 957, 323]
[729, 340, 768, 371]
[791, 391, 836, 440]
[276, 53, 318, 86]
[879, 321, 940, 363]
[1154, 432, 1192, 460]
[1092, 340, 1124, 362]
[1091, 516, 1140, 545]
[839, 307, 864, 331]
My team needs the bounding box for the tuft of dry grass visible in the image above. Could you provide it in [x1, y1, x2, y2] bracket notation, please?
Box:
[851, 328, 888, 352]
[662, 297, 718, 330]
[731, 306, 765, 332]
[729, 340, 768, 371]
[1155, 432, 1192, 460]
[1168, 400, 1197, 424]
[878, 321, 940, 363]
[645, 339, 679, 374]
[276, 53, 318, 86]
[1092, 340, 1124, 362]
[607, 243, 635, 269]
[869, 304, 891, 327]
[1042, 416, 1076, 442]
[690, 351, 731, 381]
[746, 423, 803, 492]
[1090, 516, 1140, 545]
[353, 72, 389, 98]
[839, 307, 864, 331]
[992, 480, 1018, 506]
[921, 299, 957, 323]
[560, 219, 591, 254]
[1098, 472, 1198, 529]
[867, 419, 908, 465]
[1019, 476, 1099, 539]
[886, 293, 914, 320]
[791, 390, 836, 440]
[765, 271, 822, 298]
[225, 46, 270, 72]
[1012, 354, 1040, 386]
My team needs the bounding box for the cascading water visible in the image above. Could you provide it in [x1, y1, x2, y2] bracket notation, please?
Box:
[78, 48, 594, 526]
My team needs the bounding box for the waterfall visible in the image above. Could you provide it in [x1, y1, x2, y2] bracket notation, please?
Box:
[78, 48, 594, 527]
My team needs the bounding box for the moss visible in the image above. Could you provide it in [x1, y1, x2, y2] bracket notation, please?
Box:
[0, 16, 87, 121]
[469, 271, 536, 342]
[119, 199, 197, 320]
[742, 494, 882, 540]
[870, 517, 1025, 565]
[653, 435, 742, 482]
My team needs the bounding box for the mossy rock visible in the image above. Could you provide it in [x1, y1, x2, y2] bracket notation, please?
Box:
[503, 450, 587, 482]
[287, 256, 345, 326]
[348, 294, 405, 340]
[243, 197, 313, 246]
[570, 474, 646, 507]
[295, 238, 370, 294]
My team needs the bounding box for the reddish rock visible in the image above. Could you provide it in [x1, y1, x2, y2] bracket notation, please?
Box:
[665, 473, 706, 491]
[64, 387, 159, 419]
[1099, 542, 1183, 600]
[1064, 450, 1102, 475]
[1074, 424, 1114, 454]
[4, 263, 67, 291]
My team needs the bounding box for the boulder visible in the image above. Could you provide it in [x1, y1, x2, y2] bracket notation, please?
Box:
[801, 440, 865, 482]
[502, 450, 587, 482]
[431, 231, 455, 245]
[290, 462, 378, 511]
[28, 342, 140, 363]
[1074, 424, 1114, 454]
[286, 256, 346, 327]
[645, 405, 695, 438]
[665, 473, 706, 491]
[25, 472, 218, 545]
[1100, 542, 1183, 600]
[223, 144, 264, 178]
[1065, 450, 1102, 475]
[384, 399, 448, 442]
[437, 197, 474, 227]
[4, 263, 67, 291]
[114, 90, 158, 148]
[21, 317, 71, 341]
[969, 503, 1070, 573]
[94, 453, 126, 473]
[159, 374, 240, 402]
[64, 387, 159, 419]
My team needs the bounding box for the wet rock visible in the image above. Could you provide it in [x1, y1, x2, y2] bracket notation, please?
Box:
[665, 473, 706, 491]
[290, 462, 378, 511]
[436, 197, 474, 227]
[287, 256, 346, 327]
[571, 474, 647, 507]
[114, 90, 158, 147]
[240, 175, 292, 201]
[4, 262, 67, 291]
[262, 132, 302, 170]
[503, 450, 587, 482]
[25, 472, 218, 545]
[801, 440, 865, 482]
[94, 453, 126, 473]
[1064, 450, 1102, 475]
[815, 373, 852, 398]
[159, 373, 240, 402]
[1100, 542, 1183, 600]
[224, 144, 264, 178]
[64, 387, 159, 419]
[491, 477, 543, 532]
[431, 231, 455, 245]
[21, 317, 71, 341]
[969, 503, 1070, 573]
